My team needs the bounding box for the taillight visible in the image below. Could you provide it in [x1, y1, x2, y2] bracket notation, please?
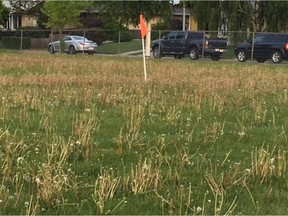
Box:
[79, 42, 84, 45]
[285, 43, 288, 51]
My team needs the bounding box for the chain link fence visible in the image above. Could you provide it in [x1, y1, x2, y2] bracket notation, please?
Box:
[0, 28, 282, 62]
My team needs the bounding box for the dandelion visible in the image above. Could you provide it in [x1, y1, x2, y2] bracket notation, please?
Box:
[35, 177, 41, 185]
[196, 206, 202, 213]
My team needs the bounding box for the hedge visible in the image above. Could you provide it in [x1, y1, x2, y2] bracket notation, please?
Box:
[2, 37, 31, 49]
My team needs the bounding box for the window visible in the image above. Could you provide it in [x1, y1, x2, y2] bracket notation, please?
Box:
[63, 36, 72, 41]
[254, 35, 265, 43]
[187, 32, 204, 40]
[176, 32, 185, 40]
[167, 32, 177, 40]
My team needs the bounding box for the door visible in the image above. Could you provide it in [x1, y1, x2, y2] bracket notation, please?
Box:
[253, 34, 267, 59]
[174, 32, 186, 54]
[162, 31, 177, 53]
[63, 36, 73, 52]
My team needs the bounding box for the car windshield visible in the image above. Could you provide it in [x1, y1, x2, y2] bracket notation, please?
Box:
[73, 36, 89, 41]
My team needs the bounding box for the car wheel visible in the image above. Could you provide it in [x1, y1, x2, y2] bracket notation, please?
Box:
[271, 50, 282, 63]
[211, 55, 220, 61]
[152, 46, 161, 59]
[237, 50, 247, 62]
[189, 47, 199, 60]
[48, 45, 55, 54]
[69, 46, 76, 55]
[256, 58, 265, 63]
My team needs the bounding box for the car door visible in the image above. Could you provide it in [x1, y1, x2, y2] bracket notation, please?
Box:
[63, 36, 73, 52]
[173, 32, 186, 54]
[252, 35, 266, 59]
[162, 31, 177, 53]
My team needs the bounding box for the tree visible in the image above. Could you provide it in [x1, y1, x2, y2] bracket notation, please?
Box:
[0, 0, 9, 27]
[98, 1, 172, 27]
[42, 0, 90, 36]
[9, 0, 39, 12]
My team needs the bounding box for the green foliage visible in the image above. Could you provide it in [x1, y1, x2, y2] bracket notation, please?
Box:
[42, 1, 90, 33]
[104, 22, 133, 42]
[0, 0, 10, 25]
[98, 1, 172, 27]
[1, 37, 31, 49]
[15, 27, 50, 38]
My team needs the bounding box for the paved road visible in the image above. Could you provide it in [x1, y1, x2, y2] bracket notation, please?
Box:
[18, 49, 288, 65]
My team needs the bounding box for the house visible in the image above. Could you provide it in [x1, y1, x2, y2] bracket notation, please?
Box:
[2, 0, 39, 30]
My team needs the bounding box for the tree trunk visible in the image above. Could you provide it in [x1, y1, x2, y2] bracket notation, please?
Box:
[59, 27, 64, 54]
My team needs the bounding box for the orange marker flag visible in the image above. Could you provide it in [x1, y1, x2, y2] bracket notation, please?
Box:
[140, 14, 148, 38]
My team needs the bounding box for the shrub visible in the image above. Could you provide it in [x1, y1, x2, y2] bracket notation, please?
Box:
[151, 21, 171, 40]
[2, 37, 31, 49]
[85, 30, 107, 45]
[80, 16, 104, 28]
[104, 22, 134, 42]
[15, 27, 50, 38]
[110, 30, 134, 42]
[0, 31, 17, 40]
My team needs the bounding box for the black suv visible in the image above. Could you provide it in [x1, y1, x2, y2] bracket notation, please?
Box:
[235, 33, 288, 63]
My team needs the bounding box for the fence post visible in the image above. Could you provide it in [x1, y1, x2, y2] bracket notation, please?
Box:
[117, 30, 121, 55]
[83, 30, 86, 54]
[158, 30, 161, 59]
[20, 29, 23, 51]
[201, 30, 205, 60]
[251, 32, 255, 61]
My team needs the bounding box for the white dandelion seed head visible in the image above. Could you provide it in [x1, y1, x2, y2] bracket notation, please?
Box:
[196, 206, 202, 213]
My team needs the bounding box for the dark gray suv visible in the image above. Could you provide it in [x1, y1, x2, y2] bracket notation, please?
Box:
[235, 33, 288, 63]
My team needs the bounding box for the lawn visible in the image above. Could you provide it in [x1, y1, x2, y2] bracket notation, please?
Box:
[97, 39, 142, 54]
[0, 52, 288, 215]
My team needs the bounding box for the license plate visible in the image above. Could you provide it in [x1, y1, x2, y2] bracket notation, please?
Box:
[88, 47, 94, 50]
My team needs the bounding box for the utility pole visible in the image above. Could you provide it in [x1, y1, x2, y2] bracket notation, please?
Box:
[182, 0, 185, 31]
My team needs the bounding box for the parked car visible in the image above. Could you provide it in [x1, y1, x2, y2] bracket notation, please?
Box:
[151, 31, 228, 61]
[235, 33, 288, 63]
[48, 35, 97, 55]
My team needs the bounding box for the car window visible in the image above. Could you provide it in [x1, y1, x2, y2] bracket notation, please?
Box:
[167, 32, 177, 40]
[176, 32, 185, 39]
[63, 36, 71, 41]
[270, 34, 287, 43]
[262, 35, 272, 43]
[63, 36, 72, 41]
[254, 35, 265, 43]
[74, 36, 86, 40]
[187, 32, 203, 39]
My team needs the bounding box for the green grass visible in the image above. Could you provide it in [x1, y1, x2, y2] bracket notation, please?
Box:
[97, 39, 142, 54]
[0, 53, 288, 215]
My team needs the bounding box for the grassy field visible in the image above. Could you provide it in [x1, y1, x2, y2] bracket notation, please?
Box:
[0, 52, 288, 215]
